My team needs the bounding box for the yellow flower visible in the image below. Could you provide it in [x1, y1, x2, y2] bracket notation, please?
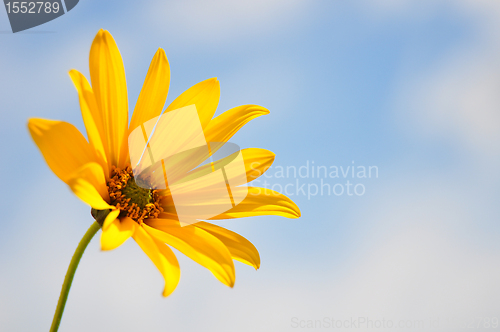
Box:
[28, 29, 300, 297]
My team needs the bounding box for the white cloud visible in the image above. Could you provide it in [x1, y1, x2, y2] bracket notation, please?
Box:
[401, 52, 500, 155]
[146, 0, 308, 44]
[387, 1, 500, 171]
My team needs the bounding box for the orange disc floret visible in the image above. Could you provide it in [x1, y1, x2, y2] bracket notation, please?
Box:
[108, 166, 163, 224]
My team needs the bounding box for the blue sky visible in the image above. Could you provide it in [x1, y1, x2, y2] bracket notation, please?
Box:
[1, 1, 500, 331]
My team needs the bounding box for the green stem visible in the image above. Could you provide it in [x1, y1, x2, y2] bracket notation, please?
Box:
[49, 221, 101, 332]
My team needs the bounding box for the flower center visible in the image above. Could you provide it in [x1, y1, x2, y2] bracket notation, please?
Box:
[107, 166, 163, 224]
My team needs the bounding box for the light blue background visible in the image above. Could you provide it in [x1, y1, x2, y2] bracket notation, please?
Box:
[1, 1, 500, 331]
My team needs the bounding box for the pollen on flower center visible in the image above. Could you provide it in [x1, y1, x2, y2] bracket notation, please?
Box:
[108, 166, 163, 224]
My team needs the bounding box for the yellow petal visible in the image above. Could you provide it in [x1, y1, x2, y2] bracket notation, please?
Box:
[210, 187, 301, 220]
[89, 29, 129, 169]
[68, 69, 109, 176]
[28, 118, 97, 183]
[102, 209, 120, 230]
[129, 48, 171, 134]
[195, 221, 260, 269]
[144, 220, 235, 287]
[167, 147, 274, 193]
[152, 107, 270, 188]
[69, 162, 109, 202]
[67, 163, 112, 209]
[160, 186, 300, 221]
[204, 105, 269, 143]
[67, 178, 112, 210]
[164, 78, 220, 129]
[101, 216, 136, 251]
[241, 148, 275, 183]
[133, 226, 180, 297]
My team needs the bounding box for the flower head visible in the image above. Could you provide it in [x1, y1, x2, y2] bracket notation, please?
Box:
[28, 29, 300, 296]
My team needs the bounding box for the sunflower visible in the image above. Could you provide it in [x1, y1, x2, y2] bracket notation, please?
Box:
[28, 29, 300, 298]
